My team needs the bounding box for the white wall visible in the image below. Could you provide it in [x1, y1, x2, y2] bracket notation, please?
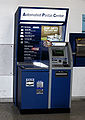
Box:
[0, 0, 85, 98]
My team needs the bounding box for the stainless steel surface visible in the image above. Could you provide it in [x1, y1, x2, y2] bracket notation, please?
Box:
[67, 43, 73, 108]
[69, 69, 73, 108]
[0, 45, 13, 75]
[68, 43, 73, 68]
[0, 15, 14, 44]
[51, 45, 69, 67]
[0, 76, 13, 98]
[48, 47, 52, 109]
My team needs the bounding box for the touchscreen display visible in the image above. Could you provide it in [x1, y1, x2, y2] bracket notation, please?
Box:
[52, 50, 64, 56]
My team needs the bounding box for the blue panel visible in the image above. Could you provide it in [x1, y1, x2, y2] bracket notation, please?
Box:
[51, 70, 71, 108]
[69, 33, 76, 52]
[76, 57, 85, 66]
[69, 33, 85, 67]
[21, 69, 49, 109]
[73, 54, 76, 67]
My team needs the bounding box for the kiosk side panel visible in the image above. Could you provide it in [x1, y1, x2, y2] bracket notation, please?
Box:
[13, 8, 20, 105]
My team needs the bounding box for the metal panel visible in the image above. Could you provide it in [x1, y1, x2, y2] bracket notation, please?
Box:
[72, 67, 85, 96]
[0, 15, 14, 44]
[0, 76, 13, 98]
[0, 45, 13, 75]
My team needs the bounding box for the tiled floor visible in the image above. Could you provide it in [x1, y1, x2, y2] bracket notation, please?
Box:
[0, 100, 85, 120]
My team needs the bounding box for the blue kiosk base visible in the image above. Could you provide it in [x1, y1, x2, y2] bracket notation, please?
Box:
[20, 108, 70, 114]
[17, 66, 71, 113]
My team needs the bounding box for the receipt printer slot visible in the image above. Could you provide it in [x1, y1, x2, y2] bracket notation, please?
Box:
[55, 71, 68, 77]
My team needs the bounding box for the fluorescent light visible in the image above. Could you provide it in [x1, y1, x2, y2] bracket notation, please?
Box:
[20, 22, 63, 25]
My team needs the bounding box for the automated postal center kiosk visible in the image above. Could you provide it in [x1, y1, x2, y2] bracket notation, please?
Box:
[13, 7, 73, 113]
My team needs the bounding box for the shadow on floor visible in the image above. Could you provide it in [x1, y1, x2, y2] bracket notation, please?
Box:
[0, 100, 85, 120]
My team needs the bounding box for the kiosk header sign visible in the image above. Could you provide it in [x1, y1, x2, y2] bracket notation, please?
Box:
[20, 8, 67, 22]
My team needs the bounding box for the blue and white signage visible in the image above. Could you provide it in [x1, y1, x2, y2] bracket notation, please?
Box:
[82, 14, 85, 33]
[20, 8, 67, 22]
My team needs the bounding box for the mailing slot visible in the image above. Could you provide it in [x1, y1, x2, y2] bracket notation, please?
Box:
[76, 38, 85, 56]
[55, 71, 68, 77]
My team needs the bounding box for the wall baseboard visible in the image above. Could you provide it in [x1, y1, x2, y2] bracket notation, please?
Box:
[0, 98, 13, 102]
[72, 96, 85, 101]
